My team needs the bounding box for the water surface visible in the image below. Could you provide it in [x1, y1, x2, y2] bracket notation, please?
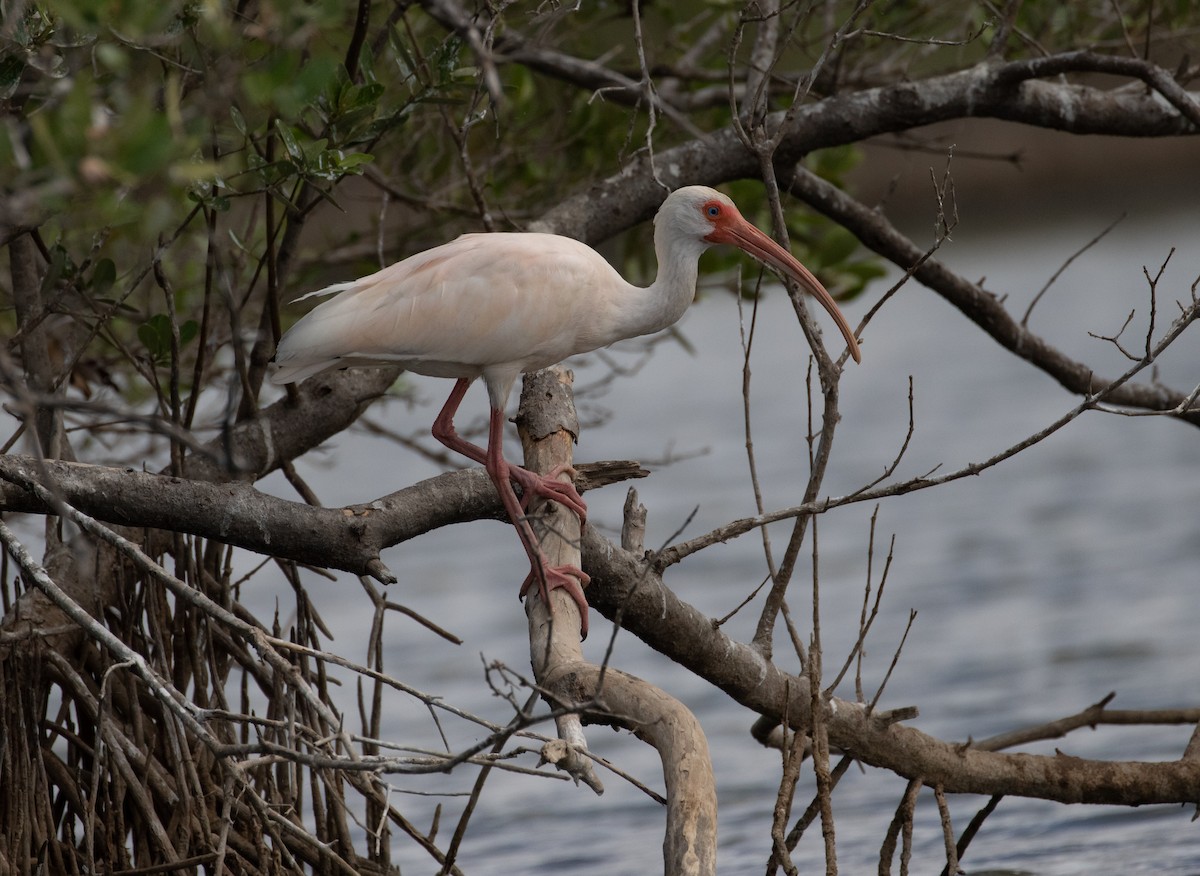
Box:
[263, 204, 1200, 873]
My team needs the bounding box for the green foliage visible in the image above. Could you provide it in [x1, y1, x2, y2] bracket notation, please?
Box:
[137, 313, 198, 366]
[1, 0, 418, 241]
[5, 0, 1179, 414]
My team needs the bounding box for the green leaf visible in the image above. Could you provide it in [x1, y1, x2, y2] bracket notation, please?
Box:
[350, 82, 384, 108]
[138, 321, 163, 358]
[335, 151, 373, 173]
[138, 313, 198, 362]
[92, 258, 116, 296]
[0, 53, 25, 100]
[812, 226, 859, 270]
[179, 319, 198, 346]
[274, 120, 305, 164]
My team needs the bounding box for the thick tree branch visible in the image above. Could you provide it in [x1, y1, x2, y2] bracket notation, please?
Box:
[0, 367, 400, 654]
[578, 528, 1200, 807]
[185, 366, 402, 483]
[9, 232, 64, 458]
[518, 368, 717, 876]
[989, 51, 1200, 128]
[530, 52, 1197, 241]
[0, 455, 499, 581]
[782, 166, 1200, 427]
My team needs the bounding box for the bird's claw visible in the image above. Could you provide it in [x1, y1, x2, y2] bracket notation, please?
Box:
[510, 463, 588, 526]
[520, 561, 591, 639]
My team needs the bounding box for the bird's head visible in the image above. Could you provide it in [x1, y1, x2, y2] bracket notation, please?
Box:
[657, 185, 863, 363]
[655, 185, 740, 243]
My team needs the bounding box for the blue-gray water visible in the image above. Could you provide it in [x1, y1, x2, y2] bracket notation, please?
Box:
[259, 203, 1199, 874]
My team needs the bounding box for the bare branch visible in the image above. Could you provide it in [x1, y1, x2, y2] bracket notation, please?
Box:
[785, 165, 1200, 426]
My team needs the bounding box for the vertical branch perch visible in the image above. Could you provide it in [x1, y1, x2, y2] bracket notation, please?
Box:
[516, 366, 718, 876]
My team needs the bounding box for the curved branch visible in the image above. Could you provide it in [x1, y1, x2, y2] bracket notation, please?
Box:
[518, 368, 717, 875]
[577, 528, 1200, 807]
[0, 455, 500, 581]
[988, 51, 1200, 128]
[188, 366, 402, 484]
[529, 52, 1197, 241]
[782, 166, 1200, 427]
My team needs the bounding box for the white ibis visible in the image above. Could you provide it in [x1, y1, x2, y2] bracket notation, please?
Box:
[270, 185, 861, 637]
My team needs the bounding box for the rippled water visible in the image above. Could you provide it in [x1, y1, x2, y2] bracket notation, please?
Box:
[260, 204, 1200, 874]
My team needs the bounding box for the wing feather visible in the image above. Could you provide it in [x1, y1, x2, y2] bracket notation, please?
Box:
[270, 233, 629, 386]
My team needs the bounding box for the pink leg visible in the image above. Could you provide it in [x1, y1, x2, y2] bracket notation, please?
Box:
[484, 406, 590, 638]
[432, 378, 489, 466]
[432, 379, 587, 524]
[432, 379, 590, 636]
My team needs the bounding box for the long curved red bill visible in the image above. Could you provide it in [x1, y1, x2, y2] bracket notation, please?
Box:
[709, 215, 862, 363]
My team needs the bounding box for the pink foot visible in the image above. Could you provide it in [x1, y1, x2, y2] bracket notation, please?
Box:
[519, 560, 591, 639]
[509, 463, 587, 526]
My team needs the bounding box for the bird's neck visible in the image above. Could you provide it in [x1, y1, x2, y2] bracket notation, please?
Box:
[621, 229, 707, 338]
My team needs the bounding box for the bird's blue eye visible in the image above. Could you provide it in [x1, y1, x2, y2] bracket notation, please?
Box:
[706, 205, 720, 216]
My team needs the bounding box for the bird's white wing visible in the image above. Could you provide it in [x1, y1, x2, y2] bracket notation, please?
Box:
[270, 233, 629, 385]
